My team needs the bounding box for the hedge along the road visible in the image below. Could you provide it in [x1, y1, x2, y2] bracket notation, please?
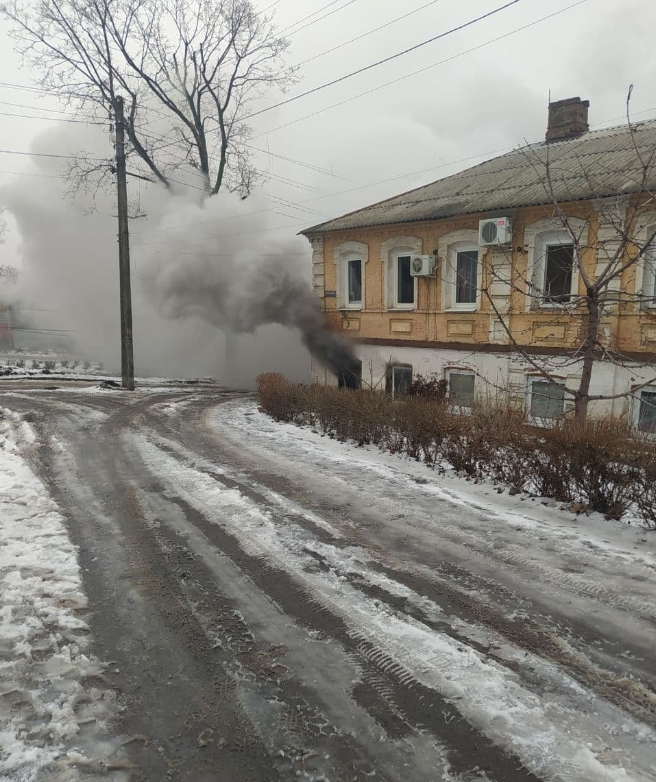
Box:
[257, 373, 655, 528]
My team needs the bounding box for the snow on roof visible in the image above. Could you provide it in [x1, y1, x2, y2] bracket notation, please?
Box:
[302, 120, 656, 234]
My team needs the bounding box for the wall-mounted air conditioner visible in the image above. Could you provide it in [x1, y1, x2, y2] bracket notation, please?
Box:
[479, 217, 512, 246]
[410, 255, 435, 277]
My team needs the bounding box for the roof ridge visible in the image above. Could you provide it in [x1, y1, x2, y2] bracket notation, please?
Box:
[302, 117, 656, 235]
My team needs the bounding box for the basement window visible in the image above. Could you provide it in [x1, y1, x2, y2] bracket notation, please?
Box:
[338, 360, 362, 390]
[528, 379, 566, 422]
[446, 370, 475, 410]
[386, 364, 413, 396]
[636, 388, 656, 433]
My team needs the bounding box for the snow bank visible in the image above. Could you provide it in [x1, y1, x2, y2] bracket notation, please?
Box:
[0, 410, 124, 782]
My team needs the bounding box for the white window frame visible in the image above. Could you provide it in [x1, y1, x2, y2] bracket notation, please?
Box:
[438, 229, 481, 312]
[633, 386, 656, 433]
[392, 251, 416, 310]
[526, 376, 566, 426]
[386, 363, 413, 396]
[634, 222, 656, 309]
[380, 236, 422, 311]
[333, 241, 368, 311]
[344, 253, 364, 309]
[524, 218, 586, 311]
[445, 368, 476, 412]
[535, 231, 577, 307]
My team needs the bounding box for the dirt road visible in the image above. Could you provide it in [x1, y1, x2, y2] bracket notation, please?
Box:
[2, 382, 655, 782]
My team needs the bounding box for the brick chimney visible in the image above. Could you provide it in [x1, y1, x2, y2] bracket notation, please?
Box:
[546, 97, 590, 142]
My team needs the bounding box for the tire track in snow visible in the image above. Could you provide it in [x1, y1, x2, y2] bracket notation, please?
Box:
[140, 417, 656, 725]
[129, 430, 656, 782]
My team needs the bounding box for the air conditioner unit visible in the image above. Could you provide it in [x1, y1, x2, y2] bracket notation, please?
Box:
[410, 255, 435, 277]
[479, 217, 512, 246]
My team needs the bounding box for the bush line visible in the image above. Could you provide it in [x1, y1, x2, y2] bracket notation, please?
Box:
[257, 373, 656, 529]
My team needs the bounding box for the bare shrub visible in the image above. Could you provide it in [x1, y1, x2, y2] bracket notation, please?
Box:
[407, 376, 448, 401]
[257, 373, 310, 423]
[542, 418, 640, 519]
[256, 375, 656, 526]
[632, 436, 656, 529]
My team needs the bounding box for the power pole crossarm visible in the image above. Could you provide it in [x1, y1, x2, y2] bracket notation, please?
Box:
[113, 96, 135, 390]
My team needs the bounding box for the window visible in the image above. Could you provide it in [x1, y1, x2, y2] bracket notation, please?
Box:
[544, 243, 574, 303]
[640, 228, 656, 307]
[333, 241, 368, 310]
[529, 380, 566, 421]
[636, 389, 656, 433]
[381, 237, 422, 311]
[439, 236, 480, 310]
[347, 258, 362, 305]
[447, 371, 475, 409]
[455, 250, 478, 304]
[395, 255, 415, 306]
[338, 360, 362, 390]
[524, 220, 586, 311]
[386, 364, 413, 396]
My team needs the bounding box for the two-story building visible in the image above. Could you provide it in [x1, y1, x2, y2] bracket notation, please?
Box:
[302, 98, 656, 430]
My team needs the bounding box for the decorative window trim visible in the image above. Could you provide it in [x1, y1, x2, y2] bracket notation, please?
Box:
[438, 229, 481, 312]
[380, 236, 422, 311]
[632, 218, 656, 309]
[523, 217, 587, 311]
[333, 241, 368, 311]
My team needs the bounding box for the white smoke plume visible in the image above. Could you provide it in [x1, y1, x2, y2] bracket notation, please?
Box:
[0, 125, 352, 384]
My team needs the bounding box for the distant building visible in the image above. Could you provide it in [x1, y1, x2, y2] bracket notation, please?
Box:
[302, 98, 656, 429]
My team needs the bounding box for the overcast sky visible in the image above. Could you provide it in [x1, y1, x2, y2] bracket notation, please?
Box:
[1, 0, 655, 257]
[0, 0, 655, 375]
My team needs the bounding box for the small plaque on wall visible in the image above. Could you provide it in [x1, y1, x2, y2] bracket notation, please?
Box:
[325, 290, 337, 298]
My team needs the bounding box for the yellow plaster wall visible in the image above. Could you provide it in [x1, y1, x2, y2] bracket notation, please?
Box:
[318, 200, 655, 356]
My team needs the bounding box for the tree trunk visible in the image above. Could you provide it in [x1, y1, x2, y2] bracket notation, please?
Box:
[574, 293, 600, 420]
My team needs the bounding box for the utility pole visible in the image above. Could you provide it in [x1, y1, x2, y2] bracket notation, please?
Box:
[113, 96, 135, 390]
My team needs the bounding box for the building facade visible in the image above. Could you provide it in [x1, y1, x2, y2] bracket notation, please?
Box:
[302, 99, 656, 430]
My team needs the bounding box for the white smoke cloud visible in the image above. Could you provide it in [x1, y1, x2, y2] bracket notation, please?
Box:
[0, 125, 341, 385]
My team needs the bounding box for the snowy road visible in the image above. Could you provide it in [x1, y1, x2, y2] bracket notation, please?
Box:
[1, 382, 655, 782]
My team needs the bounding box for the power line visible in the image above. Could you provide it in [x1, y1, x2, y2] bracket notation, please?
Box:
[286, 0, 363, 37]
[243, 0, 526, 122]
[0, 148, 106, 161]
[261, 0, 285, 11]
[127, 104, 656, 238]
[252, 0, 590, 138]
[0, 81, 44, 94]
[0, 99, 97, 119]
[245, 143, 348, 179]
[0, 168, 63, 179]
[277, 0, 345, 35]
[298, 0, 444, 65]
[0, 109, 102, 125]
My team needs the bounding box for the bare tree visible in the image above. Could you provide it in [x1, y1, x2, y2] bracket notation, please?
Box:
[1, 0, 297, 196]
[478, 99, 656, 420]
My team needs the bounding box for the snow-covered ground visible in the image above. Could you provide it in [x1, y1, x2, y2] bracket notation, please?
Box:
[0, 409, 126, 782]
[134, 427, 656, 782]
[2, 387, 655, 782]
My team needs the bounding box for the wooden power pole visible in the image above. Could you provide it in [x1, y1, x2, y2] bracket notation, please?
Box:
[113, 96, 135, 390]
